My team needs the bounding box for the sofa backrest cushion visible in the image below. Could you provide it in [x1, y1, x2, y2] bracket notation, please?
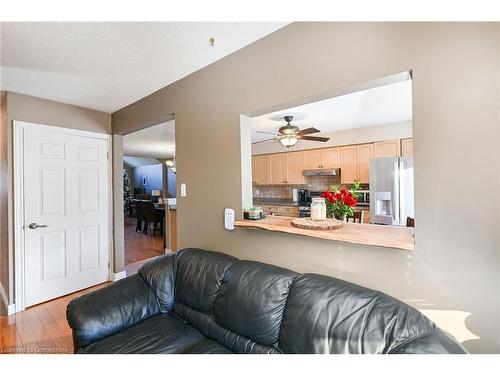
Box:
[138, 254, 175, 313]
[214, 260, 298, 347]
[279, 274, 438, 354]
[175, 248, 237, 313]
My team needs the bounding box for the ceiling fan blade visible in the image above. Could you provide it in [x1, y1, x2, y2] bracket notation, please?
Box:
[298, 127, 320, 136]
[299, 135, 330, 142]
[256, 131, 279, 135]
[252, 138, 277, 145]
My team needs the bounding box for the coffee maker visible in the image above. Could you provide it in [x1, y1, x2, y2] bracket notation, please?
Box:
[298, 189, 311, 205]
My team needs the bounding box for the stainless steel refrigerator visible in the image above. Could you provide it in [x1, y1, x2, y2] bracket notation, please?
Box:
[369, 156, 414, 226]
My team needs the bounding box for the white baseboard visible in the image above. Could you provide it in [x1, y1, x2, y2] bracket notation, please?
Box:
[0, 282, 16, 316]
[7, 304, 16, 315]
[112, 271, 127, 282]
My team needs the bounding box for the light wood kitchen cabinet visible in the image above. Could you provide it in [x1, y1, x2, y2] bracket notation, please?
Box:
[252, 155, 270, 184]
[356, 143, 373, 183]
[253, 138, 405, 186]
[303, 147, 340, 169]
[321, 147, 340, 168]
[252, 155, 255, 181]
[284, 152, 304, 184]
[401, 138, 413, 156]
[303, 149, 322, 169]
[266, 152, 304, 184]
[340, 146, 357, 184]
[269, 153, 286, 184]
[374, 139, 400, 158]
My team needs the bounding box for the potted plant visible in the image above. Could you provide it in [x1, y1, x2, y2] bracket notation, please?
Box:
[321, 180, 361, 221]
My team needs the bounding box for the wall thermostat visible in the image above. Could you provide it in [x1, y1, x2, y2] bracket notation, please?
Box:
[224, 208, 235, 231]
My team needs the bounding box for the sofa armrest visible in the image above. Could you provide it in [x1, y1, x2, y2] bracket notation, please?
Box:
[66, 274, 160, 352]
[389, 329, 468, 354]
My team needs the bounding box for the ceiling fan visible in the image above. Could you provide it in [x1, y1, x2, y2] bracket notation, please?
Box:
[252, 115, 329, 148]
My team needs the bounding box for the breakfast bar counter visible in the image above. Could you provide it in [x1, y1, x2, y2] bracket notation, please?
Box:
[234, 216, 415, 251]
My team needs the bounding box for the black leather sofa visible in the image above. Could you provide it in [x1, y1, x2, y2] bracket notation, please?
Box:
[66, 248, 466, 354]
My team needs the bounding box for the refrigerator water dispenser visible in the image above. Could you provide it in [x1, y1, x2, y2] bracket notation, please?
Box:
[374, 191, 394, 225]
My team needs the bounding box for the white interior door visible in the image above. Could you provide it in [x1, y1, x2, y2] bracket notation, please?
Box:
[21, 124, 109, 307]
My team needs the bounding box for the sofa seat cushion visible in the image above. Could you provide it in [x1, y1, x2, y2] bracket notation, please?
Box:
[78, 313, 205, 354]
[181, 339, 233, 354]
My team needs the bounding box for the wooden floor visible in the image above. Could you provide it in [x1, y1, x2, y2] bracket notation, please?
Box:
[0, 283, 108, 354]
[124, 217, 165, 265]
[0, 218, 165, 354]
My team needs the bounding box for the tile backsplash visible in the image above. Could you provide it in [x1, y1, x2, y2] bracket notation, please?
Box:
[253, 176, 368, 199]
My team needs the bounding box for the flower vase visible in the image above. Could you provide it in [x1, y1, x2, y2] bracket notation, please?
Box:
[334, 212, 346, 221]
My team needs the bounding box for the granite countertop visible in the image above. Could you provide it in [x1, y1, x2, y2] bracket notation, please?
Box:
[253, 198, 298, 207]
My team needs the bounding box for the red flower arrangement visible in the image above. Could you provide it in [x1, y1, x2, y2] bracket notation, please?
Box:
[321, 181, 361, 220]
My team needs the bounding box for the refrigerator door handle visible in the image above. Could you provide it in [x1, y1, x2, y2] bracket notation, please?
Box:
[393, 158, 400, 225]
[399, 157, 405, 226]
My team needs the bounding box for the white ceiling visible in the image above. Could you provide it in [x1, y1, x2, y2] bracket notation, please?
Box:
[251, 80, 413, 143]
[123, 156, 161, 169]
[123, 120, 175, 159]
[0, 22, 287, 112]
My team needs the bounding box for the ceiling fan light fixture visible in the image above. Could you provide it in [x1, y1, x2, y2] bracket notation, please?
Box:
[279, 134, 298, 148]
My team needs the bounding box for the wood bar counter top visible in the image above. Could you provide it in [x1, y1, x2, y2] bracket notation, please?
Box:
[234, 216, 415, 251]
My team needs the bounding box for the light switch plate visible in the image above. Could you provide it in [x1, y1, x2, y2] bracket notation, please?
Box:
[180, 183, 187, 197]
[224, 208, 235, 230]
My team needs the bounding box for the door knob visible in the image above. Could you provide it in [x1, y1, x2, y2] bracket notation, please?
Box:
[28, 223, 47, 229]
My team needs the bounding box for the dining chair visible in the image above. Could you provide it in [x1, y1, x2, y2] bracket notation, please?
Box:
[138, 201, 163, 236]
[406, 217, 415, 228]
[346, 210, 364, 224]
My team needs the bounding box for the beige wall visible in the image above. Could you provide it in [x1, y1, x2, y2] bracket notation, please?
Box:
[0, 95, 8, 300]
[112, 23, 500, 353]
[1, 91, 111, 303]
[112, 135, 125, 273]
[6, 92, 111, 134]
[252, 120, 412, 155]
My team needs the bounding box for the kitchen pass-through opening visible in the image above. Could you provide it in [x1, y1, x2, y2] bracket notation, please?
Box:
[240, 71, 415, 234]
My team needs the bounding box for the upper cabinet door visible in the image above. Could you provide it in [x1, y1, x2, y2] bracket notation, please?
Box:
[285, 152, 304, 184]
[321, 147, 340, 168]
[401, 138, 414, 156]
[269, 153, 286, 184]
[253, 155, 270, 184]
[340, 146, 357, 184]
[303, 149, 322, 169]
[374, 139, 400, 158]
[356, 143, 373, 183]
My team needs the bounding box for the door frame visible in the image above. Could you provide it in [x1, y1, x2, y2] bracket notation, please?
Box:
[13, 121, 113, 312]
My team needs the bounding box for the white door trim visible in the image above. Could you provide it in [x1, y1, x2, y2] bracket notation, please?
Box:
[13, 121, 112, 312]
